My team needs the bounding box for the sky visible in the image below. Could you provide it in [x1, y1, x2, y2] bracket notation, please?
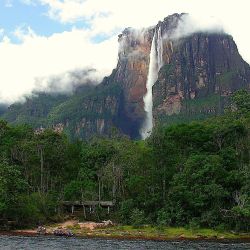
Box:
[0, 0, 250, 103]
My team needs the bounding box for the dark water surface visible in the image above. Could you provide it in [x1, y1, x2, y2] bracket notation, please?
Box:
[0, 235, 249, 250]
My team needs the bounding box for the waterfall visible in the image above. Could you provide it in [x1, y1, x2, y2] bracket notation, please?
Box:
[157, 26, 163, 69]
[140, 26, 163, 139]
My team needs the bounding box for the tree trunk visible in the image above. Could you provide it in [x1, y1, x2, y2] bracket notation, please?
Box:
[40, 148, 44, 193]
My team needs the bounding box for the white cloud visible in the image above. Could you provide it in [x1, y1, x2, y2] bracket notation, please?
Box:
[1, 0, 250, 103]
[0, 27, 118, 103]
[37, 0, 250, 62]
[20, 0, 37, 5]
[169, 15, 225, 40]
[0, 28, 4, 37]
[35, 68, 101, 94]
[4, 0, 13, 7]
[13, 25, 37, 41]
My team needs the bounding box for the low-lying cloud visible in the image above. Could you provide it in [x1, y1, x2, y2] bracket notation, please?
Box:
[35, 68, 101, 94]
[0, 27, 118, 104]
[170, 14, 225, 40]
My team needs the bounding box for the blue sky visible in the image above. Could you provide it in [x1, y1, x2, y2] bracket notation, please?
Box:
[0, 0, 249, 103]
[0, 1, 91, 42]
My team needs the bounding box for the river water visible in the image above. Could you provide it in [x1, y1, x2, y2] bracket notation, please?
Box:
[0, 235, 249, 249]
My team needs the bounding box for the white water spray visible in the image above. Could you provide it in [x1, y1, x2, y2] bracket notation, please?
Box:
[140, 26, 163, 139]
[157, 26, 163, 70]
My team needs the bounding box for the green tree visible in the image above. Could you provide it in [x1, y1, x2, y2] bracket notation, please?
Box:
[0, 158, 27, 221]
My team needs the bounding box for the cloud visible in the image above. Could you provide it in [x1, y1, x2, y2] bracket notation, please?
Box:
[20, 0, 37, 5]
[0, 26, 118, 103]
[169, 14, 225, 40]
[1, 0, 250, 104]
[4, 0, 13, 8]
[0, 28, 4, 37]
[37, 0, 250, 62]
[13, 25, 37, 41]
[38, 0, 179, 30]
[35, 68, 101, 94]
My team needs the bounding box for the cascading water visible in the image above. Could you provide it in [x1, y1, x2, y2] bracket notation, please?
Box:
[157, 26, 163, 70]
[140, 26, 163, 139]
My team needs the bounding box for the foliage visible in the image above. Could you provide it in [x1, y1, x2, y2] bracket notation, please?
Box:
[0, 90, 249, 232]
[1, 93, 69, 128]
[0, 158, 28, 221]
[130, 208, 145, 228]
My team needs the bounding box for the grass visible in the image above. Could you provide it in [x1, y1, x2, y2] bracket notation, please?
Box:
[13, 223, 250, 240]
[68, 225, 249, 240]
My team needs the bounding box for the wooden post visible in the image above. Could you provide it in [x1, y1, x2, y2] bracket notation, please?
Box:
[108, 206, 110, 214]
[71, 205, 74, 214]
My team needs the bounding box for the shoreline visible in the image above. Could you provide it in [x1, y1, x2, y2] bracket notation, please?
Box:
[1, 229, 250, 243]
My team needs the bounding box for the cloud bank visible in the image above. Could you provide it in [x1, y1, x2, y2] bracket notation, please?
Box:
[169, 14, 225, 40]
[1, 0, 250, 103]
[0, 27, 118, 103]
[35, 68, 100, 94]
[36, 0, 250, 60]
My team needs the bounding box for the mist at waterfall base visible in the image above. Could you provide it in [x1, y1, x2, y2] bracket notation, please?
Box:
[140, 27, 163, 139]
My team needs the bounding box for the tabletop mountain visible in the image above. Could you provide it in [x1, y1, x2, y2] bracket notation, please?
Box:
[2, 13, 250, 139]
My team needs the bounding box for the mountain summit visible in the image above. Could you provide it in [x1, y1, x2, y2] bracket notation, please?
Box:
[101, 13, 250, 138]
[2, 13, 250, 139]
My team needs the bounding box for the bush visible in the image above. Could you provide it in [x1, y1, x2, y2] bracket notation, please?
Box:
[130, 208, 145, 228]
[16, 193, 58, 227]
[189, 218, 201, 230]
[157, 209, 171, 226]
[117, 199, 134, 224]
[17, 195, 46, 226]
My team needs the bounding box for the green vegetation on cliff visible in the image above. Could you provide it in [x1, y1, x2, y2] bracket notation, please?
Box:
[157, 94, 224, 126]
[1, 93, 70, 127]
[0, 91, 249, 232]
[48, 82, 122, 124]
[1, 82, 122, 140]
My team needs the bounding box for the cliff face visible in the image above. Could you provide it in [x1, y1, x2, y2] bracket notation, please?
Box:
[110, 28, 153, 137]
[110, 13, 250, 136]
[2, 13, 250, 139]
[47, 81, 123, 139]
[153, 32, 250, 122]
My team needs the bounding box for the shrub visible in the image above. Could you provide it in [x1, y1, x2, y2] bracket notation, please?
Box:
[130, 208, 145, 228]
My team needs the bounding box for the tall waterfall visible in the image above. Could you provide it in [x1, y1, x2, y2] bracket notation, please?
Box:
[157, 26, 163, 70]
[140, 26, 163, 139]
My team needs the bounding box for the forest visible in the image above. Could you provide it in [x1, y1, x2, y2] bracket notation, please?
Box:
[0, 90, 249, 232]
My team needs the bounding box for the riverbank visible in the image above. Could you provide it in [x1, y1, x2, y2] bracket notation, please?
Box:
[3, 220, 250, 242]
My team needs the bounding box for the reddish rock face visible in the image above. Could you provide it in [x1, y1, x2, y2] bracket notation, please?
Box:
[153, 32, 250, 121]
[108, 13, 250, 137]
[109, 14, 185, 137]
[114, 28, 153, 121]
